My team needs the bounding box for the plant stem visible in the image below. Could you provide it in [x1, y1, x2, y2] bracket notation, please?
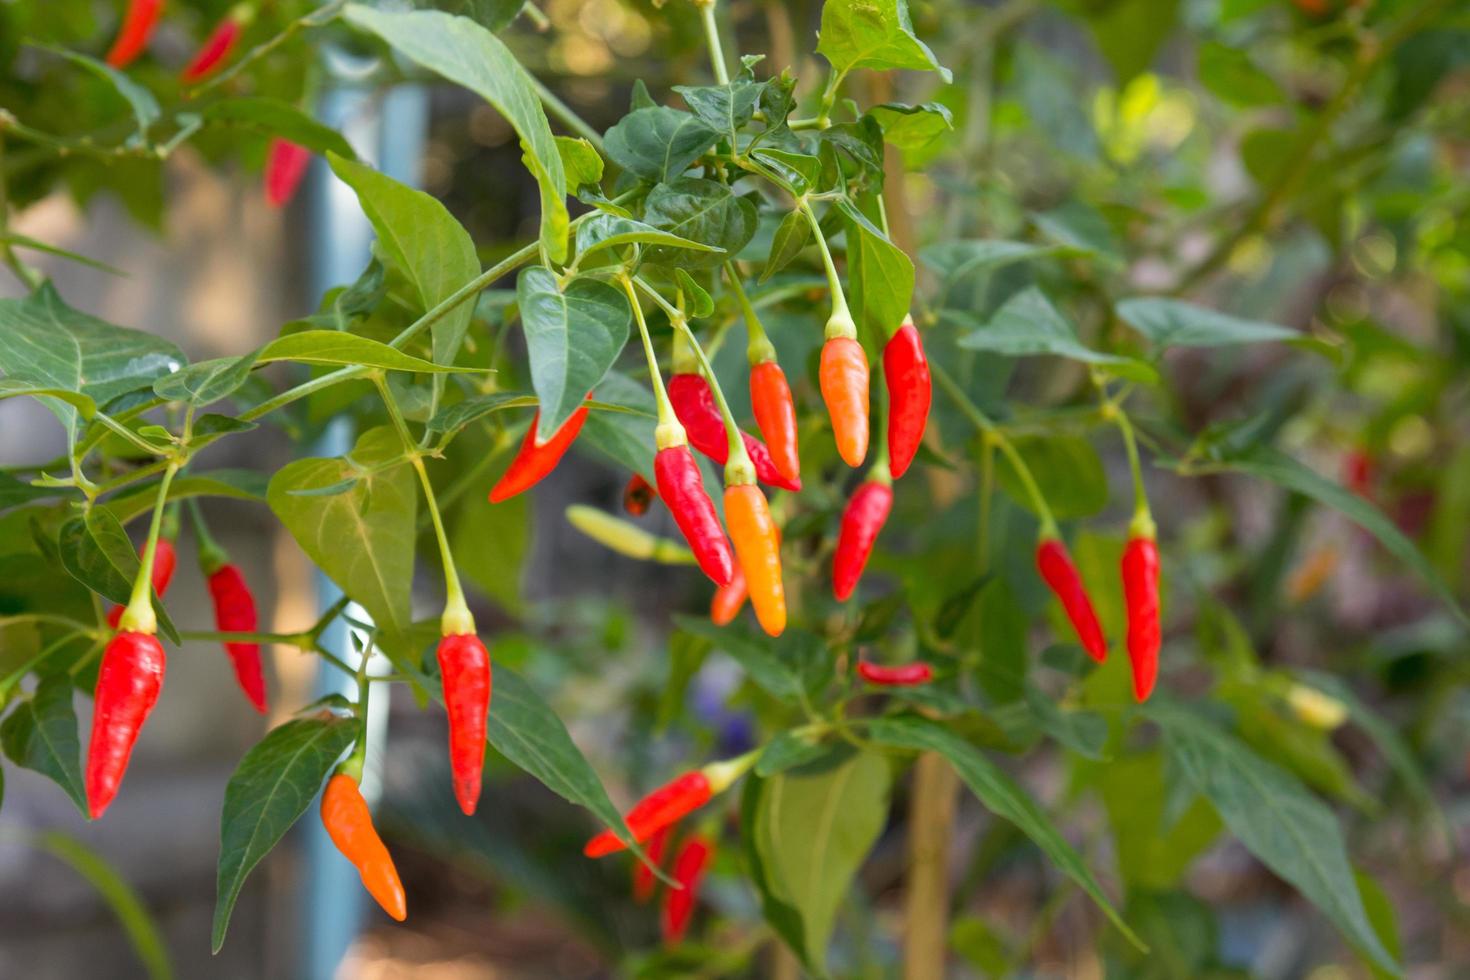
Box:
[619, 274, 681, 439]
[119, 460, 181, 634]
[725, 262, 775, 364]
[798, 200, 854, 339]
[697, 0, 731, 85]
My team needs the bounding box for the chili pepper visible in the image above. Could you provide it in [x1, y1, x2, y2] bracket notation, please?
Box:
[883, 318, 931, 479]
[435, 633, 492, 815]
[207, 563, 267, 713]
[1285, 683, 1348, 731]
[832, 478, 892, 602]
[724, 483, 785, 637]
[1122, 533, 1161, 702]
[857, 661, 933, 686]
[1286, 544, 1339, 604]
[1343, 448, 1374, 499]
[710, 565, 748, 626]
[106, 537, 176, 629]
[180, 7, 247, 81]
[264, 139, 312, 208]
[667, 374, 801, 493]
[1035, 537, 1107, 663]
[655, 445, 734, 586]
[820, 337, 870, 468]
[567, 505, 696, 565]
[749, 360, 800, 484]
[623, 473, 656, 516]
[489, 402, 590, 503]
[321, 773, 407, 921]
[105, 0, 163, 68]
[584, 755, 751, 858]
[661, 835, 713, 946]
[631, 824, 672, 904]
[85, 630, 166, 818]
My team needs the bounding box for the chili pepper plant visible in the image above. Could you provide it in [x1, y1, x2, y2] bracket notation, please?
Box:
[0, 0, 1468, 975]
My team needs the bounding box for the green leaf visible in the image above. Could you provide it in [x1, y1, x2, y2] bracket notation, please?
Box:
[341, 5, 567, 261]
[425, 391, 537, 435]
[104, 470, 268, 524]
[256, 330, 478, 373]
[673, 78, 765, 142]
[17, 829, 174, 978]
[452, 472, 528, 613]
[921, 239, 1069, 288]
[211, 715, 361, 952]
[1197, 43, 1284, 107]
[267, 427, 417, 635]
[1200, 445, 1467, 626]
[579, 373, 659, 478]
[866, 715, 1143, 948]
[516, 267, 631, 441]
[0, 471, 61, 512]
[754, 750, 892, 972]
[867, 101, 953, 163]
[756, 730, 834, 778]
[642, 178, 758, 269]
[1061, 0, 1179, 84]
[675, 269, 713, 317]
[996, 434, 1109, 520]
[1115, 297, 1297, 349]
[485, 665, 645, 855]
[0, 379, 97, 417]
[816, 0, 951, 82]
[836, 199, 914, 343]
[673, 615, 814, 705]
[603, 106, 719, 183]
[199, 98, 357, 158]
[0, 284, 183, 435]
[750, 149, 822, 194]
[327, 154, 480, 369]
[1154, 706, 1400, 975]
[40, 45, 160, 139]
[58, 510, 179, 644]
[761, 210, 812, 283]
[573, 213, 721, 264]
[152, 353, 259, 406]
[951, 288, 1155, 381]
[1094, 751, 1221, 890]
[556, 135, 604, 189]
[0, 674, 87, 816]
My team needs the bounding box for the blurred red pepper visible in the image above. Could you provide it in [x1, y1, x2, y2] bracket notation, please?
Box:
[1035, 536, 1107, 663]
[857, 661, 933, 686]
[832, 477, 892, 601]
[264, 139, 312, 208]
[661, 835, 713, 946]
[632, 824, 672, 904]
[622, 473, 656, 516]
[180, 6, 249, 82]
[883, 317, 930, 479]
[105, 0, 163, 68]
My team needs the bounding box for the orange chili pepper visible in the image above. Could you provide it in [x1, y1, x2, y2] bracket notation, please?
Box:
[723, 483, 785, 637]
[710, 565, 748, 626]
[320, 773, 407, 921]
[819, 336, 869, 467]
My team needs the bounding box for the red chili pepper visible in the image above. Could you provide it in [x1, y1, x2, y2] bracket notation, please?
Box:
[436, 632, 492, 815]
[489, 402, 590, 503]
[710, 565, 748, 626]
[85, 630, 166, 818]
[1035, 537, 1107, 663]
[105, 0, 164, 68]
[207, 563, 267, 713]
[321, 773, 407, 921]
[667, 374, 801, 493]
[724, 482, 785, 637]
[857, 661, 933, 686]
[631, 823, 672, 904]
[883, 318, 931, 480]
[1343, 448, 1374, 499]
[584, 771, 712, 858]
[819, 337, 870, 468]
[661, 834, 713, 946]
[623, 473, 657, 516]
[832, 479, 892, 602]
[264, 139, 312, 208]
[749, 360, 800, 484]
[655, 445, 734, 586]
[180, 12, 244, 82]
[106, 537, 176, 629]
[1122, 534, 1161, 701]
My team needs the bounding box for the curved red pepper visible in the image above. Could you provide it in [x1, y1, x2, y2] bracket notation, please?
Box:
[180, 13, 242, 81]
[489, 403, 589, 503]
[264, 139, 312, 208]
[857, 661, 933, 686]
[207, 563, 267, 713]
[883, 319, 931, 479]
[820, 337, 870, 468]
[436, 633, 493, 815]
[832, 480, 892, 601]
[749, 360, 800, 484]
[655, 445, 734, 586]
[661, 835, 713, 946]
[631, 823, 672, 904]
[105, 0, 163, 68]
[106, 537, 176, 629]
[710, 565, 748, 626]
[584, 771, 712, 858]
[1122, 535, 1161, 701]
[622, 473, 656, 516]
[1035, 538, 1107, 663]
[667, 374, 801, 493]
[86, 630, 166, 818]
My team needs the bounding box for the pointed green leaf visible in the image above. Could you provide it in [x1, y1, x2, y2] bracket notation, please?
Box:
[1116, 297, 1297, 350]
[836, 198, 914, 342]
[199, 98, 357, 158]
[573, 213, 721, 263]
[257, 330, 480, 373]
[603, 106, 719, 183]
[816, 0, 951, 81]
[642, 178, 758, 269]
[58, 510, 179, 644]
[762, 210, 811, 283]
[1, 674, 87, 816]
[152, 353, 260, 406]
[951, 288, 1156, 381]
[40, 45, 160, 138]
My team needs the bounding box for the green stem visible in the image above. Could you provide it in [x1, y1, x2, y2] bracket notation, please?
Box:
[92, 412, 172, 457]
[725, 262, 775, 364]
[619, 274, 682, 444]
[815, 68, 845, 128]
[342, 651, 373, 780]
[0, 126, 43, 290]
[698, 0, 731, 85]
[187, 497, 229, 575]
[1108, 401, 1154, 536]
[119, 460, 181, 634]
[178, 628, 312, 647]
[798, 200, 854, 339]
